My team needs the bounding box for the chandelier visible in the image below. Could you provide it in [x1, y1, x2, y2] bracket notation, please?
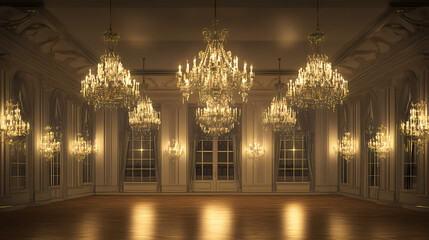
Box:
[128, 58, 161, 134]
[287, 0, 348, 110]
[247, 143, 265, 160]
[368, 125, 391, 159]
[196, 93, 239, 136]
[165, 139, 183, 161]
[81, 0, 140, 110]
[72, 134, 98, 162]
[400, 101, 429, 146]
[40, 126, 61, 161]
[0, 101, 30, 144]
[176, 0, 254, 103]
[334, 132, 356, 161]
[262, 58, 296, 132]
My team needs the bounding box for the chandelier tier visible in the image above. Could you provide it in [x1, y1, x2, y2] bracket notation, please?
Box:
[176, 0, 254, 103]
[334, 132, 356, 161]
[72, 134, 98, 162]
[81, 0, 140, 110]
[368, 125, 391, 159]
[262, 58, 296, 132]
[128, 58, 161, 134]
[400, 101, 429, 145]
[0, 101, 30, 144]
[40, 126, 61, 161]
[196, 93, 239, 136]
[287, 0, 348, 110]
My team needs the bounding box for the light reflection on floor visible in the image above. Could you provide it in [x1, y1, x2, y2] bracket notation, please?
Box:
[200, 204, 232, 240]
[283, 203, 305, 240]
[131, 203, 155, 240]
[1, 195, 429, 240]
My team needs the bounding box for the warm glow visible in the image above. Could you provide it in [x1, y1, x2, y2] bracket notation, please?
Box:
[400, 101, 429, 149]
[333, 132, 356, 161]
[131, 204, 155, 240]
[247, 142, 265, 160]
[368, 125, 391, 159]
[283, 203, 305, 239]
[329, 213, 348, 239]
[40, 126, 61, 161]
[165, 139, 183, 160]
[71, 134, 97, 162]
[201, 204, 232, 240]
[0, 101, 30, 145]
[128, 95, 161, 133]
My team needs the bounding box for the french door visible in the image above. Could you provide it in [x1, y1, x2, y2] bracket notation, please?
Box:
[194, 137, 236, 192]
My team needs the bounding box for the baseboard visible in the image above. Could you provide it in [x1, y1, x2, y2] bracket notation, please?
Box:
[95, 185, 119, 193]
[242, 184, 272, 192]
[315, 185, 337, 193]
[161, 184, 186, 192]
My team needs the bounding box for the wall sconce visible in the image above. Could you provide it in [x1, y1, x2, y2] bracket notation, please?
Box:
[247, 142, 265, 160]
[165, 139, 183, 161]
[0, 101, 31, 145]
[72, 134, 98, 162]
[40, 126, 61, 161]
[333, 132, 356, 161]
[400, 101, 429, 150]
[368, 125, 391, 159]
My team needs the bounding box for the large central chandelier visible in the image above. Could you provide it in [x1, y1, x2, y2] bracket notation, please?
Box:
[368, 125, 391, 159]
[262, 58, 296, 132]
[334, 132, 356, 161]
[0, 101, 30, 144]
[287, 0, 348, 110]
[400, 101, 429, 146]
[176, 0, 254, 103]
[128, 58, 161, 134]
[196, 93, 239, 136]
[81, 0, 140, 110]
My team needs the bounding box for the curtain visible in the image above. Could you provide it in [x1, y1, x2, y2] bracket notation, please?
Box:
[307, 131, 315, 192]
[232, 134, 242, 192]
[187, 139, 196, 192]
[153, 131, 161, 192]
[272, 133, 281, 192]
[119, 110, 130, 192]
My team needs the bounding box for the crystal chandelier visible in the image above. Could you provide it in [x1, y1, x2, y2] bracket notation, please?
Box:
[400, 101, 429, 146]
[176, 0, 254, 103]
[72, 134, 98, 162]
[40, 126, 61, 161]
[287, 0, 348, 110]
[196, 93, 239, 136]
[0, 101, 30, 144]
[368, 125, 391, 159]
[262, 58, 296, 132]
[81, 0, 140, 110]
[334, 132, 356, 161]
[247, 143, 265, 160]
[165, 139, 183, 161]
[128, 58, 161, 134]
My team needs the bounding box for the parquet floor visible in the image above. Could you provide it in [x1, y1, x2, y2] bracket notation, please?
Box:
[0, 195, 428, 239]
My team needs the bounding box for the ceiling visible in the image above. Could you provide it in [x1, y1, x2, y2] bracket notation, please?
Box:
[40, 0, 395, 74]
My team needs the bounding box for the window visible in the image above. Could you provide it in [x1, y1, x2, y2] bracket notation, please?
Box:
[196, 139, 213, 180]
[195, 137, 235, 181]
[217, 139, 234, 180]
[49, 152, 61, 186]
[82, 155, 92, 183]
[10, 145, 27, 190]
[278, 133, 309, 182]
[341, 156, 348, 184]
[368, 149, 379, 187]
[125, 132, 157, 182]
[403, 139, 417, 190]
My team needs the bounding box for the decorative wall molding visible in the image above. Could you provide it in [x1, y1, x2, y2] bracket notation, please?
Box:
[0, 6, 97, 94]
[333, 4, 429, 96]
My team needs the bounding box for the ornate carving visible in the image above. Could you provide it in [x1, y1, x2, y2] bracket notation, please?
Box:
[0, 7, 96, 75]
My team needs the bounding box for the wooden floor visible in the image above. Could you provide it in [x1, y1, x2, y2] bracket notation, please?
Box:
[0, 195, 428, 240]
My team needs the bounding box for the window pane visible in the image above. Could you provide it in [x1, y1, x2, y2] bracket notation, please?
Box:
[228, 165, 234, 180]
[229, 152, 234, 162]
[203, 152, 213, 162]
[196, 152, 202, 162]
[196, 164, 202, 180]
[218, 164, 227, 180]
[197, 141, 203, 151]
[218, 141, 227, 151]
[203, 165, 213, 180]
[218, 152, 227, 162]
[228, 141, 233, 151]
[203, 141, 213, 151]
